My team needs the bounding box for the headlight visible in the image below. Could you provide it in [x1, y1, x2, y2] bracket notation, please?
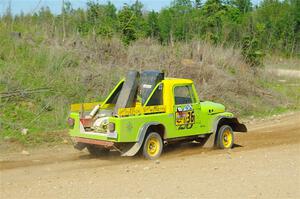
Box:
[108, 122, 115, 132]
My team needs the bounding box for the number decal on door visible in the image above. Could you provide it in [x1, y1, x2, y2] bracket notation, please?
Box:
[175, 104, 195, 130]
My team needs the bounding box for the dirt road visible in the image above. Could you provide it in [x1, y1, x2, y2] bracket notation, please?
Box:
[268, 68, 300, 78]
[1, 112, 300, 199]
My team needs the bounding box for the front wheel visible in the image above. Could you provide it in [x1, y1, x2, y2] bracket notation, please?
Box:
[142, 132, 163, 160]
[216, 125, 234, 149]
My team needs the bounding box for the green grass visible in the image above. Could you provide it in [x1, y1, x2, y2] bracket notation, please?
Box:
[249, 77, 300, 118]
[0, 28, 123, 145]
[0, 31, 92, 145]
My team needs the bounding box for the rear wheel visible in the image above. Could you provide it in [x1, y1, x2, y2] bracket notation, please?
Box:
[142, 132, 163, 160]
[87, 145, 109, 156]
[216, 125, 234, 149]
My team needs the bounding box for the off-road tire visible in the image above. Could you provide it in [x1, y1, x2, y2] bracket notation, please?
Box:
[216, 125, 234, 149]
[142, 132, 163, 160]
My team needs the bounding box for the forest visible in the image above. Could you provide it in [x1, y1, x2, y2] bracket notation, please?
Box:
[2, 0, 300, 65]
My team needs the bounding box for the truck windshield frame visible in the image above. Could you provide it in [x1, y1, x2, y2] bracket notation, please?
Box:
[101, 79, 125, 106]
[174, 84, 196, 105]
[144, 83, 163, 106]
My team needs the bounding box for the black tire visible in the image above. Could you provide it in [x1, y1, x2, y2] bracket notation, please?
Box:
[216, 125, 234, 149]
[87, 145, 109, 156]
[142, 132, 163, 160]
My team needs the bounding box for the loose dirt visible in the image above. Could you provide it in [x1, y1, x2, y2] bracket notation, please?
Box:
[1, 112, 300, 199]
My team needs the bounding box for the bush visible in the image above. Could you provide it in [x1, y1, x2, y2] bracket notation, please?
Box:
[241, 35, 265, 68]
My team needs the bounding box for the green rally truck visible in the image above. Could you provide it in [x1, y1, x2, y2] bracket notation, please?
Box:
[68, 70, 247, 159]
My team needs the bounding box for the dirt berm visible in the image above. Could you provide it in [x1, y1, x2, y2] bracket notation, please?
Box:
[1, 112, 300, 198]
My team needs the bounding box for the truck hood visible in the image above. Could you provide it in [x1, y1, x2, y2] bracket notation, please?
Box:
[201, 101, 225, 114]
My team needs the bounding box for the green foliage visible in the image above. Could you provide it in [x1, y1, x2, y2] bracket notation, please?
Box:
[241, 35, 264, 67]
[117, 1, 148, 44]
[195, 0, 202, 8]
[118, 5, 138, 44]
[252, 0, 298, 55]
[84, 1, 117, 37]
[230, 0, 252, 13]
[201, 0, 227, 43]
[157, 9, 173, 43]
[157, 0, 195, 43]
[147, 11, 160, 38]
[1, 0, 295, 55]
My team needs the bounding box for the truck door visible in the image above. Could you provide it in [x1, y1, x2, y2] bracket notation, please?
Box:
[173, 84, 201, 137]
